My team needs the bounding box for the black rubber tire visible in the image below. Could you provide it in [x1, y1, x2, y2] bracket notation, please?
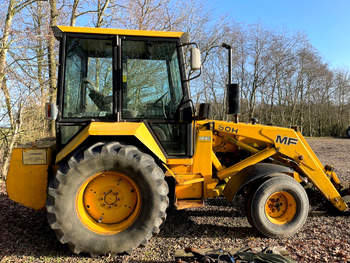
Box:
[46, 142, 169, 255]
[249, 175, 309, 238]
[244, 187, 256, 228]
[346, 127, 350, 138]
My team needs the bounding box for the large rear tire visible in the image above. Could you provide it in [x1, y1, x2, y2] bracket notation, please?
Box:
[46, 142, 168, 255]
[249, 175, 309, 238]
[346, 127, 350, 138]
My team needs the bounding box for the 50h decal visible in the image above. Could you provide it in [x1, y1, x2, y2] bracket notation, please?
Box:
[218, 125, 238, 134]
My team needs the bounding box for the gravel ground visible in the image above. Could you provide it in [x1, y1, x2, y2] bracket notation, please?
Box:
[1, 137, 350, 263]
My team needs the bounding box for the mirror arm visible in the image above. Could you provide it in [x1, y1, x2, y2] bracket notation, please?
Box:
[178, 42, 201, 81]
[177, 42, 199, 48]
[185, 67, 201, 82]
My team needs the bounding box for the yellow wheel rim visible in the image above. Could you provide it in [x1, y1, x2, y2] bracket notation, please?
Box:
[265, 191, 296, 225]
[76, 171, 141, 235]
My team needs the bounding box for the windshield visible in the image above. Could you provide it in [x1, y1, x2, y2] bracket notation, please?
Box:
[121, 40, 183, 119]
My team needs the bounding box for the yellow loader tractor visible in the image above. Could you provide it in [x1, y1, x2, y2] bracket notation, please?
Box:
[6, 26, 350, 255]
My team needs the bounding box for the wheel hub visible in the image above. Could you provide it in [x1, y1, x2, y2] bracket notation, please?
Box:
[103, 190, 118, 205]
[266, 194, 288, 218]
[265, 191, 297, 225]
[76, 171, 141, 234]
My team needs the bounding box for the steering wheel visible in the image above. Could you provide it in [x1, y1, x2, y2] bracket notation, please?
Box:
[150, 91, 169, 118]
[83, 78, 112, 111]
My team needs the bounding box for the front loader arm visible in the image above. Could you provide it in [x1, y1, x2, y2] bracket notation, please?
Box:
[211, 121, 347, 211]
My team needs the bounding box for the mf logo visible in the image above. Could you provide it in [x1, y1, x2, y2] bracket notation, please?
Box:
[275, 135, 298, 146]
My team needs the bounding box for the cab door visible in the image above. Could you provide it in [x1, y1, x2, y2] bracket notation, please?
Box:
[119, 37, 193, 157]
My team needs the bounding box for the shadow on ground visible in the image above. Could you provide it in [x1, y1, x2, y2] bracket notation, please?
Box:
[0, 186, 262, 262]
[0, 192, 74, 259]
[158, 208, 258, 239]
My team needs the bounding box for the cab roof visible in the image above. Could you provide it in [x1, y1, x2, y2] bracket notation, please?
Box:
[53, 25, 184, 39]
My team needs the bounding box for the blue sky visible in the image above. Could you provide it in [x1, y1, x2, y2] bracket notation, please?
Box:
[208, 0, 350, 69]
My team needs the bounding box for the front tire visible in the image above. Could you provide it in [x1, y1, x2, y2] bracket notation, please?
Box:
[249, 175, 309, 238]
[46, 142, 168, 255]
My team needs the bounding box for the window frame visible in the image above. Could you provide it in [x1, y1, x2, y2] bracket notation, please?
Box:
[58, 33, 117, 123]
[56, 33, 193, 156]
[118, 36, 190, 122]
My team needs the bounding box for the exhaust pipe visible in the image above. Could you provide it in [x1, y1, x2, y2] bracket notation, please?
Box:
[222, 43, 240, 123]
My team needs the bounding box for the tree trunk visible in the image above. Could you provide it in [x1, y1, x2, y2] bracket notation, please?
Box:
[48, 0, 58, 136]
[0, 0, 16, 129]
[0, 108, 22, 179]
[70, 0, 79, 26]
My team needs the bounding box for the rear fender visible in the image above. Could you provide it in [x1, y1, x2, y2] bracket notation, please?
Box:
[55, 122, 166, 164]
[223, 163, 293, 202]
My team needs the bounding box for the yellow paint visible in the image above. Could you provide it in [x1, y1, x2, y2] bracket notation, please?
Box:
[165, 158, 193, 175]
[206, 180, 220, 198]
[175, 174, 203, 199]
[217, 147, 277, 180]
[56, 25, 184, 38]
[330, 171, 341, 185]
[293, 172, 303, 183]
[222, 171, 247, 202]
[76, 171, 141, 235]
[208, 120, 347, 211]
[211, 151, 224, 171]
[172, 130, 221, 202]
[192, 130, 221, 199]
[56, 122, 166, 163]
[167, 158, 193, 165]
[169, 130, 218, 204]
[193, 130, 213, 176]
[226, 137, 259, 153]
[6, 147, 53, 210]
[163, 164, 176, 178]
[265, 191, 297, 225]
[212, 133, 236, 152]
[178, 178, 204, 185]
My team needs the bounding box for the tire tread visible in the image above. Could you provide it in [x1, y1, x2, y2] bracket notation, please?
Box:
[46, 141, 168, 255]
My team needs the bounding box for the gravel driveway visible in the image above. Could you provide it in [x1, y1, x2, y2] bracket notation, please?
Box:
[1, 137, 350, 262]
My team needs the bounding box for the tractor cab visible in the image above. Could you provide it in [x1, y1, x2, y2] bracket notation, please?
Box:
[53, 26, 199, 156]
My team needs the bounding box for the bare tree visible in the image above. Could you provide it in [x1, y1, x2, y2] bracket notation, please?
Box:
[47, 0, 58, 136]
[0, 0, 45, 178]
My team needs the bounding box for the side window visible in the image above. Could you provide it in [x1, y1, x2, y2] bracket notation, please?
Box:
[60, 125, 82, 144]
[63, 37, 113, 118]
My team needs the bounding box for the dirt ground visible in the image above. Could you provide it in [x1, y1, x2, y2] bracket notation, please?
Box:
[0, 137, 350, 263]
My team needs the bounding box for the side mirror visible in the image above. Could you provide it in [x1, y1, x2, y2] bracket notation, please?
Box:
[191, 47, 201, 70]
[45, 103, 58, 120]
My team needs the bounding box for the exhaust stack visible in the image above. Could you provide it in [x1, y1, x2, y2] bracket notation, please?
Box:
[222, 43, 240, 123]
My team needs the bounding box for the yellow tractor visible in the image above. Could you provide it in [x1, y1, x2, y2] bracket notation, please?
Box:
[5, 26, 350, 255]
